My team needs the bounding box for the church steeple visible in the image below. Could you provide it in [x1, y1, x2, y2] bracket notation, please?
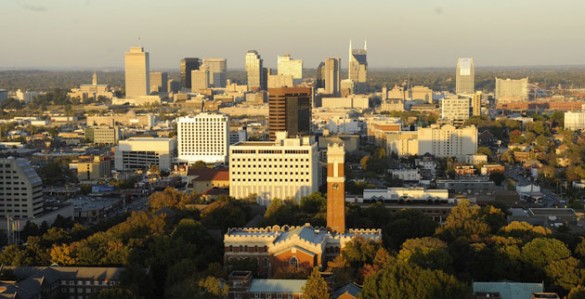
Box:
[92, 72, 98, 86]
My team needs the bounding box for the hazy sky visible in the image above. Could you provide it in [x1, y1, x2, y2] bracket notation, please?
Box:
[2, 0, 585, 70]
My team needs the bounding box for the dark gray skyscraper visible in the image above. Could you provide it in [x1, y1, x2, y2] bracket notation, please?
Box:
[180, 58, 201, 89]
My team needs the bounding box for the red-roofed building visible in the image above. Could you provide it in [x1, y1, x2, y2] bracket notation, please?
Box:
[186, 168, 230, 194]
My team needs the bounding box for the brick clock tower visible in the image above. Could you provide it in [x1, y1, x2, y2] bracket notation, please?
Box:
[327, 143, 346, 233]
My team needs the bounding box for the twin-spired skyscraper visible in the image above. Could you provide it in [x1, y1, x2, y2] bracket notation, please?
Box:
[124, 47, 150, 98]
[349, 40, 368, 83]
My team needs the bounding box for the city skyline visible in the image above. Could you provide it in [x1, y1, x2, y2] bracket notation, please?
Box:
[2, 0, 585, 69]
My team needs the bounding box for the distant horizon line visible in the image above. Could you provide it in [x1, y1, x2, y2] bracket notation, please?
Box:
[2, 64, 585, 72]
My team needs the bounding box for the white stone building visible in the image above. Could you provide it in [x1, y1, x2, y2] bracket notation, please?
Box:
[177, 113, 229, 165]
[229, 132, 320, 205]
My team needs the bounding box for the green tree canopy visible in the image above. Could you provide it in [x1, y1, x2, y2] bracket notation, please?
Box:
[360, 262, 469, 299]
[302, 267, 330, 299]
[397, 237, 452, 271]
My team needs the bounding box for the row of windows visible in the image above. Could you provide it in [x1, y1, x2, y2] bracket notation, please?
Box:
[0, 187, 28, 190]
[61, 280, 116, 286]
[0, 209, 29, 213]
[232, 164, 309, 169]
[233, 178, 310, 183]
[233, 158, 310, 162]
[233, 172, 309, 176]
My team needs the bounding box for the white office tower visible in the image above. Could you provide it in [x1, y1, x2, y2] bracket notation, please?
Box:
[0, 158, 44, 219]
[177, 113, 229, 165]
[456, 58, 474, 95]
[229, 132, 320, 205]
[124, 47, 150, 98]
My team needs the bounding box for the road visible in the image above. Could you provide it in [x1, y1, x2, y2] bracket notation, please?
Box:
[504, 165, 561, 208]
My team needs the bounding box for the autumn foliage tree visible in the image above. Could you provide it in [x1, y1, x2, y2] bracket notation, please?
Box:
[302, 267, 330, 299]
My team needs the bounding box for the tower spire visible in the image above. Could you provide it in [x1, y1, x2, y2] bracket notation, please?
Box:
[364, 40, 367, 51]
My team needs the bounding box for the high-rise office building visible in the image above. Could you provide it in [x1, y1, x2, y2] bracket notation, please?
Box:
[442, 97, 471, 127]
[324, 58, 341, 96]
[245, 50, 264, 91]
[149, 71, 168, 93]
[268, 87, 312, 140]
[348, 41, 367, 83]
[277, 54, 303, 81]
[203, 58, 227, 87]
[124, 47, 150, 98]
[191, 65, 210, 92]
[180, 58, 201, 89]
[177, 113, 229, 165]
[456, 58, 475, 95]
[316, 62, 325, 89]
[229, 132, 320, 205]
[0, 158, 44, 219]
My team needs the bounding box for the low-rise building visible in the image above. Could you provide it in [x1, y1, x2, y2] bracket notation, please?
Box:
[227, 271, 305, 299]
[86, 126, 122, 144]
[388, 169, 421, 182]
[465, 154, 488, 166]
[224, 224, 381, 277]
[481, 164, 505, 176]
[436, 178, 495, 198]
[455, 165, 476, 176]
[363, 187, 450, 202]
[3, 266, 124, 299]
[70, 155, 113, 182]
[186, 168, 230, 194]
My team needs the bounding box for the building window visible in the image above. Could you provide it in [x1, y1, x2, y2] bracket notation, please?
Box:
[289, 256, 299, 270]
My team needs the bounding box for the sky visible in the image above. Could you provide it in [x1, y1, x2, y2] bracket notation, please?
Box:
[2, 0, 585, 70]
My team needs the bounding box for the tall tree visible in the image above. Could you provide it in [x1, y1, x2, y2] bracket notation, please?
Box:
[302, 267, 330, 299]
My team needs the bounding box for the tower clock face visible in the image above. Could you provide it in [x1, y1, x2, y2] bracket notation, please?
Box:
[332, 183, 339, 190]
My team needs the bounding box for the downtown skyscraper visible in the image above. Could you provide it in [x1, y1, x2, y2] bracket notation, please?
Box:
[348, 41, 367, 83]
[245, 50, 264, 91]
[324, 58, 341, 96]
[180, 58, 201, 89]
[124, 47, 150, 98]
[456, 58, 475, 95]
[268, 87, 312, 140]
